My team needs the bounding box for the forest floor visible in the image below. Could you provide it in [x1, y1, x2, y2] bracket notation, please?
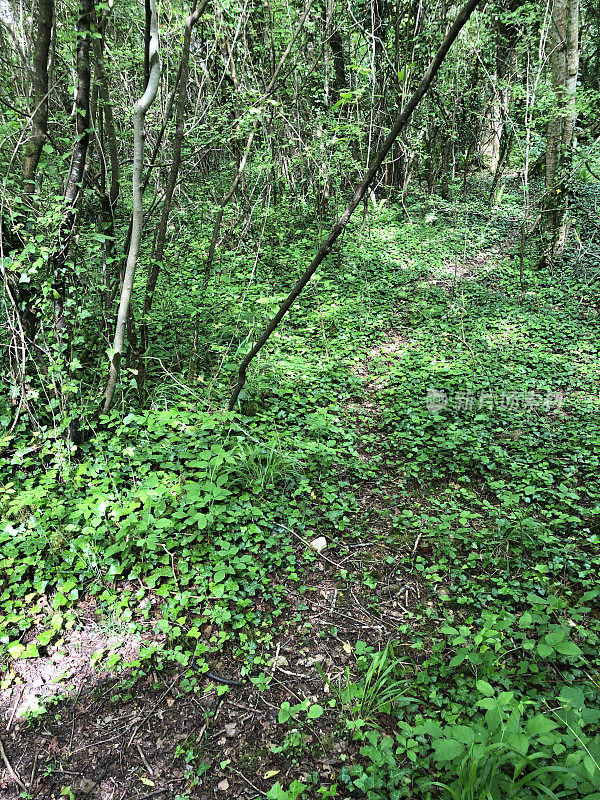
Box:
[2, 323, 423, 799]
[1, 228, 451, 797]
[2, 190, 600, 799]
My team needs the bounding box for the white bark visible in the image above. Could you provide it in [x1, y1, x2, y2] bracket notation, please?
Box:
[102, 0, 160, 414]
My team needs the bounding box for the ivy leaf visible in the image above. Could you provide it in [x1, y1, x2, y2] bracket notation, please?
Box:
[7, 642, 24, 659]
[37, 630, 55, 646]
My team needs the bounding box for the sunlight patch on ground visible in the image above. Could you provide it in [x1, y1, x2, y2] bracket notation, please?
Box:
[1, 619, 154, 723]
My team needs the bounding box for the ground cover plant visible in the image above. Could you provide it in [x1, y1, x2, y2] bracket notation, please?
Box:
[3, 0, 600, 792]
[1, 178, 600, 798]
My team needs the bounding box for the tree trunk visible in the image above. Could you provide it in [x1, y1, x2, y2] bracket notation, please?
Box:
[544, 0, 579, 261]
[93, 10, 120, 210]
[489, 126, 514, 206]
[102, 0, 160, 415]
[440, 138, 452, 199]
[329, 30, 346, 104]
[52, 0, 92, 334]
[22, 0, 53, 194]
[91, 7, 120, 317]
[204, 0, 314, 282]
[140, 0, 209, 356]
[228, 0, 483, 410]
[488, 0, 521, 196]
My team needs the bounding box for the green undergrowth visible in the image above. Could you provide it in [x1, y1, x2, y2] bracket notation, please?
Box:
[2, 185, 600, 796]
[0, 191, 500, 666]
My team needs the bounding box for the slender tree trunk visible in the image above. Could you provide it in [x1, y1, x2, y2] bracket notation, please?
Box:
[229, 0, 483, 410]
[204, 0, 314, 282]
[116, 63, 184, 286]
[488, 87, 503, 174]
[440, 137, 452, 199]
[52, 0, 92, 334]
[143, 0, 151, 91]
[140, 0, 209, 356]
[544, 0, 579, 261]
[91, 8, 120, 317]
[93, 11, 119, 210]
[401, 138, 421, 204]
[323, 0, 333, 105]
[489, 126, 514, 206]
[102, 0, 160, 415]
[489, 0, 521, 199]
[329, 30, 346, 104]
[22, 0, 53, 194]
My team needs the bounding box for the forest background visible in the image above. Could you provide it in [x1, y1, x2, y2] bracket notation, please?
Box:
[1, 0, 600, 796]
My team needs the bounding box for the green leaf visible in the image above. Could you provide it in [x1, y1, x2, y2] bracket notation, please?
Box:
[7, 642, 24, 659]
[554, 639, 582, 657]
[584, 756, 598, 777]
[559, 686, 586, 709]
[21, 641, 40, 658]
[37, 630, 55, 646]
[449, 648, 467, 667]
[518, 612, 533, 628]
[307, 703, 324, 720]
[476, 680, 495, 697]
[497, 691, 514, 706]
[433, 738, 465, 762]
[266, 783, 287, 799]
[451, 725, 477, 746]
[506, 733, 529, 755]
[525, 715, 559, 736]
[546, 630, 567, 646]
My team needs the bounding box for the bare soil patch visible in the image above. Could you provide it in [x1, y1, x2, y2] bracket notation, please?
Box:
[1, 558, 419, 799]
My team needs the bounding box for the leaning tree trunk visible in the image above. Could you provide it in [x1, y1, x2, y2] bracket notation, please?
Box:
[102, 0, 160, 415]
[22, 0, 53, 195]
[544, 0, 579, 261]
[229, 0, 482, 410]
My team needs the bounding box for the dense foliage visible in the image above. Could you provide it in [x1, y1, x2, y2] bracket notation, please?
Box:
[1, 0, 600, 796]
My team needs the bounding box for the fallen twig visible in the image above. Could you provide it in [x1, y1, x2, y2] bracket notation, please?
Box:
[411, 533, 423, 556]
[136, 743, 154, 776]
[6, 686, 22, 733]
[230, 766, 267, 797]
[0, 736, 27, 791]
